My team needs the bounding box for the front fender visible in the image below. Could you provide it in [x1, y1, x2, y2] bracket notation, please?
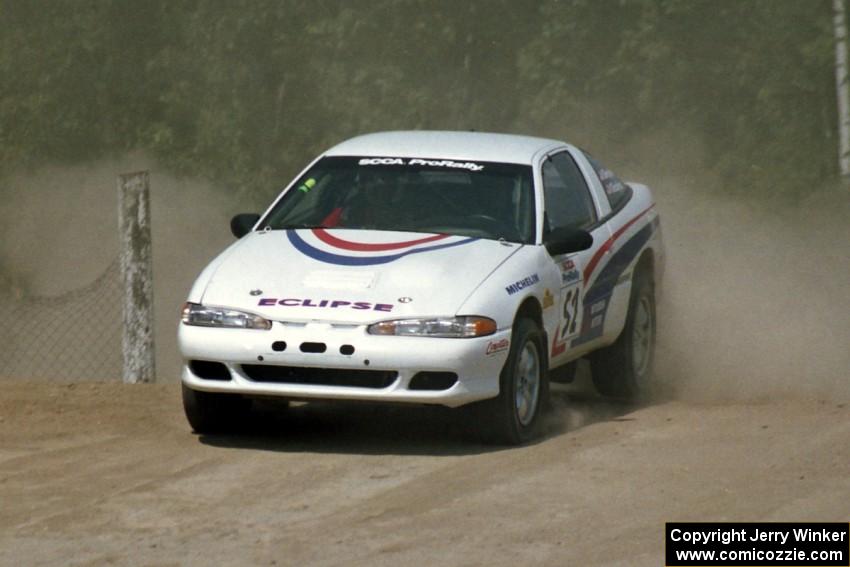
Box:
[456, 245, 560, 337]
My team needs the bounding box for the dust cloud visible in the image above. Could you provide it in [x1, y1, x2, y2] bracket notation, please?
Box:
[653, 180, 850, 402]
[2, 149, 848, 400]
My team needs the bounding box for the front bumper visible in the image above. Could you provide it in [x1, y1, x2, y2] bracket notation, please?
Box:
[178, 321, 511, 408]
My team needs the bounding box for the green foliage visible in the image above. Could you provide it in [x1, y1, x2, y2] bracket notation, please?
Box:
[0, 0, 841, 201]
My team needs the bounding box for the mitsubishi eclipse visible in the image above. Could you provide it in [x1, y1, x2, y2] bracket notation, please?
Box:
[179, 131, 664, 444]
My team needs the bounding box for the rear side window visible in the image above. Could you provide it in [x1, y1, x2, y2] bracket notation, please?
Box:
[583, 152, 631, 211]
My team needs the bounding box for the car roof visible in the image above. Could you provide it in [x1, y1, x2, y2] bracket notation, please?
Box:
[324, 130, 566, 165]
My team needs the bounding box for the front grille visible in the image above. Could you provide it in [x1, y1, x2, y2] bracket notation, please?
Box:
[241, 364, 397, 389]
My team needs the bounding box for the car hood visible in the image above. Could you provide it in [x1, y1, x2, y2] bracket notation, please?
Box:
[201, 229, 522, 323]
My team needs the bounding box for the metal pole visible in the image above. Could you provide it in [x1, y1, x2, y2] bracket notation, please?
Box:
[834, 0, 850, 177]
[117, 171, 155, 383]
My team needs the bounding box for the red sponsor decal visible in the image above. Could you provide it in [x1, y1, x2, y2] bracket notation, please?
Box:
[486, 338, 510, 355]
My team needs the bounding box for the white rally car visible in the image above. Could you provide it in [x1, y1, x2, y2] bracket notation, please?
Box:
[179, 131, 664, 444]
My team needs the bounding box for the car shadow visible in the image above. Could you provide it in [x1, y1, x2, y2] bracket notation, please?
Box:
[199, 400, 490, 457]
[197, 366, 648, 457]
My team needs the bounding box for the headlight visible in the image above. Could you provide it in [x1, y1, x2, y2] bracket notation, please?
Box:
[181, 302, 272, 330]
[367, 316, 496, 338]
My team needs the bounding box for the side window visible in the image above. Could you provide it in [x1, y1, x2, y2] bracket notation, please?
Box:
[583, 151, 631, 211]
[542, 152, 597, 232]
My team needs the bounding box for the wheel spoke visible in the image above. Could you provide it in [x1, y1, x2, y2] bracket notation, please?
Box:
[514, 342, 540, 426]
[517, 391, 528, 417]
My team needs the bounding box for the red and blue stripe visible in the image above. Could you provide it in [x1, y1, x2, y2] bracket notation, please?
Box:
[288, 229, 478, 266]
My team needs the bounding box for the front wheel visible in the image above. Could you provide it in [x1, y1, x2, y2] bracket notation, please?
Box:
[590, 268, 656, 400]
[469, 318, 548, 445]
[182, 383, 252, 434]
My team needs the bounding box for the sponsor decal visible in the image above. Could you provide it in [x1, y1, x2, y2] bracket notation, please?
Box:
[288, 229, 477, 266]
[560, 259, 580, 285]
[258, 298, 394, 312]
[561, 268, 580, 285]
[505, 273, 540, 295]
[358, 157, 484, 172]
[486, 338, 510, 355]
[542, 288, 555, 309]
[358, 158, 404, 166]
[597, 168, 628, 197]
[249, 289, 263, 296]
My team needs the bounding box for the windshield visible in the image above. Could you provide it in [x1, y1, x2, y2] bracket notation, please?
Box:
[260, 156, 536, 243]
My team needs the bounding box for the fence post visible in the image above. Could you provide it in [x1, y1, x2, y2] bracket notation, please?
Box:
[118, 171, 156, 383]
[835, 0, 850, 178]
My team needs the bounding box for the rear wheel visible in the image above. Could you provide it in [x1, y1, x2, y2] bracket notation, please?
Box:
[470, 318, 548, 445]
[182, 383, 252, 434]
[590, 268, 655, 400]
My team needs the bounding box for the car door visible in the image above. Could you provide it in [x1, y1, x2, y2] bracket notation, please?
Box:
[578, 151, 658, 347]
[541, 150, 612, 364]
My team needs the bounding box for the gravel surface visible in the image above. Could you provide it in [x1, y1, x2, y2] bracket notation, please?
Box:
[1, 382, 848, 566]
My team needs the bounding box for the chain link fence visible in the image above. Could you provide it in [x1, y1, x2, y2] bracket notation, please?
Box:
[0, 172, 155, 383]
[0, 258, 123, 381]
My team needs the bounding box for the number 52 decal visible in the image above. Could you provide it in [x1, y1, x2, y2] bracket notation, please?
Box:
[560, 286, 582, 340]
[552, 283, 583, 357]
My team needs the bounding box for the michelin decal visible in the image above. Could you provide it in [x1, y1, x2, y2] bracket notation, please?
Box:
[505, 274, 540, 296]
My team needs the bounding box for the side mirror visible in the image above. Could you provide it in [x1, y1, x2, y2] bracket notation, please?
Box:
[230, 213, 261, 238]
[545, 227, 593, 255]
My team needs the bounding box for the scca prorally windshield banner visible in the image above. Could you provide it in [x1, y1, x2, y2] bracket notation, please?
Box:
[358, 157, 485, 172]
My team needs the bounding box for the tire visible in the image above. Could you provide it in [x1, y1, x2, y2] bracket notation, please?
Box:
[590, 268, 656, 400]
[182, 383, 252, 434]
[469, 318, 549, 445]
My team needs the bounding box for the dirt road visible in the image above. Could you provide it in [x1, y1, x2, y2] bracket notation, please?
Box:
[1, 381, 848, 566]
